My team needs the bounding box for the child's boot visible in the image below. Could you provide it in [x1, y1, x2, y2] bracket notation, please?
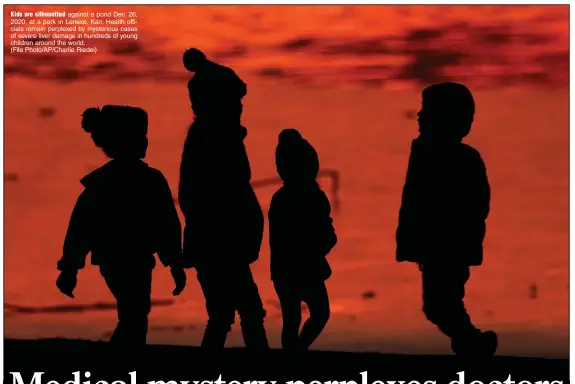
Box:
[451, 329, 498, 358]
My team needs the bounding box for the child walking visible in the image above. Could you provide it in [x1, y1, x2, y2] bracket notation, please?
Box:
[56, 105, 187, 346]
[396, 83, 497, 357]
[268, 129, 337, 351]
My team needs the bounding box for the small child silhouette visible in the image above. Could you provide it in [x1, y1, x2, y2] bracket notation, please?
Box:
[269, 129, 337, 351]
[56, 105, 186, 346]
[396, 83, 497, 357]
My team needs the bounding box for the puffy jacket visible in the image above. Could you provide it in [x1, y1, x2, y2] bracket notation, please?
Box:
[396, 138, 490, 266]
[269, 183, 337, 282]
[57, 159, 182, 271]
[178, 122, 264, 268]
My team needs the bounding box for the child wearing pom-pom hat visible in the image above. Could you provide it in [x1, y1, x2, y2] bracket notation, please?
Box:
[56, 105, 186, 346]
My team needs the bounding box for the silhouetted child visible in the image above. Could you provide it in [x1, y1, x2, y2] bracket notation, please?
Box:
[179, 49, 268, 350]
[269, 129, 337, 351]
[56, 105, 187, 346]
[178, 120, 269, 351]
[396, 83, 497, 357]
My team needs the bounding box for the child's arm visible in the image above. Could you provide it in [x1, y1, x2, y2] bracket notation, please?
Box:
[395, 144, 421, 263]
[463, 150, 490, 247]
[154, 172, 183, 269]
[57, 189, 92, 272]
[322, 216, 337, 257]
[456, 148, 490, 223]
[268, 191, 287, 256]
[315, 191, 337, 257]
[471, 153, 490, 221]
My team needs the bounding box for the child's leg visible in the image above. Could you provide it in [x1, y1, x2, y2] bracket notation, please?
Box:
[421, 263, 498, 356]
[234, 265, 269, 350]
[100, 269, 126, 344]
[196, 266, 236, 349]
[421, 264, 479, 342]
[299, 281, 330, 350]
[101, 266, 152, 346]
[273, 280, 302, 350]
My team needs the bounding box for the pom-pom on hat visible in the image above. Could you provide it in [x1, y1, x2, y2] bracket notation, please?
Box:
[81, 107, 102, 134]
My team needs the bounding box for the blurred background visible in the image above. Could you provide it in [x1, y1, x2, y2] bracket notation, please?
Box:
[3, 5, 569, 358]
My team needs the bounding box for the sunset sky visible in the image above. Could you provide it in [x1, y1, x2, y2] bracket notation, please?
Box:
[3, 5, 569, 358]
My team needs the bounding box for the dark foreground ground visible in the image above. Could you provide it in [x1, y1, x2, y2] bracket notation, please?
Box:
[4, 339, 569, 384]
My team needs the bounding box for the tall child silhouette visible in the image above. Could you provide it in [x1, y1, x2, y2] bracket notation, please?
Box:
[179, 48, 269, 350]
[269, 129, 337, 351]
[396, 83, 497, 357]
[56, 105, 187, 346]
